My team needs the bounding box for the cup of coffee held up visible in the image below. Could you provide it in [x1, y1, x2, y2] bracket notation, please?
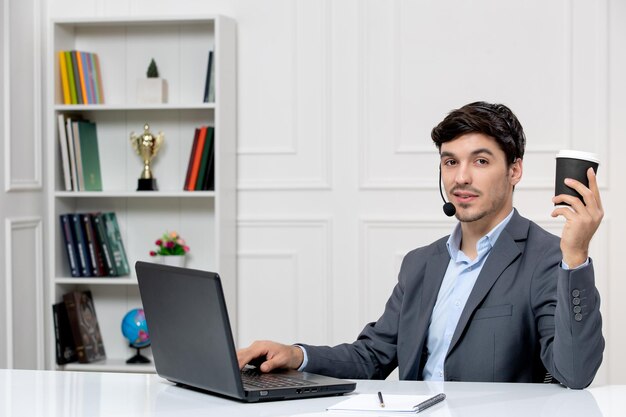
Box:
[555, 150, 600, 206]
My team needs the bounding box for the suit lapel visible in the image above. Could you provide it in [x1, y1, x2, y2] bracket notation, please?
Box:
[403, 240, 449, 379]
[446, 210, 528, 355]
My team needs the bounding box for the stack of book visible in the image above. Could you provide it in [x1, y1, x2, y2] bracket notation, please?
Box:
[60, 212, 130, 278]
[57, 50, 104, 105]
[57, 114, 102, 191]
[184, 126, 215, 191]
[53, 290, 106, 365]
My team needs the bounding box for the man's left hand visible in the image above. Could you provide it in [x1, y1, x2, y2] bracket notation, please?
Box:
[552, 167, 604, 268]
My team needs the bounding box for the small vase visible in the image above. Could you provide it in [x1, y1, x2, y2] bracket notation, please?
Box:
[158, 255, 186, 268]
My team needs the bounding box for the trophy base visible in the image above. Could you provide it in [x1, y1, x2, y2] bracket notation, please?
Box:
[137, 178, 158, 191]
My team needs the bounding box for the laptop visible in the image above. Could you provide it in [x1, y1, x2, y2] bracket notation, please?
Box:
[135, 261, 356, 402]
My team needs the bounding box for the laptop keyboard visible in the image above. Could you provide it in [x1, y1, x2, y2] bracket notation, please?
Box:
[241, 369, 317, 389]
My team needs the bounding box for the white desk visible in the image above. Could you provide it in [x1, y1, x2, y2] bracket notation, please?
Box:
[1, 369, 624, 416]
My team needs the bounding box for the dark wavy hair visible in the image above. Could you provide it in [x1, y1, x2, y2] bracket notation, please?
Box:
[431, 101, 526, 164]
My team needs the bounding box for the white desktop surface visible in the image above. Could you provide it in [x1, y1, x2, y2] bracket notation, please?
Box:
[1, 369, 624, 417]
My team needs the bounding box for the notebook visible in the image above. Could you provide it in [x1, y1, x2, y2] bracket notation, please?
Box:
[135, 261, 356, 402]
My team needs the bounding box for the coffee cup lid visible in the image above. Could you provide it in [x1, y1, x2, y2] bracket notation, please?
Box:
[556, 150, 600, 164]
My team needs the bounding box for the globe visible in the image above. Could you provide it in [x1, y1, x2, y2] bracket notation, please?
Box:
[121, 308, 150, 348]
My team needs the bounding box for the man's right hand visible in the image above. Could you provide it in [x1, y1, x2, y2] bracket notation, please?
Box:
[236, 340, 304, 373]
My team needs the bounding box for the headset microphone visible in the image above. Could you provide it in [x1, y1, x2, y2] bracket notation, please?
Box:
[439, 166, 456, 217]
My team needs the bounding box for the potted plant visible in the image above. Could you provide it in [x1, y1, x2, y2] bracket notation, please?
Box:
[149, 231, 190, 267]
[137, 58, 168, 104]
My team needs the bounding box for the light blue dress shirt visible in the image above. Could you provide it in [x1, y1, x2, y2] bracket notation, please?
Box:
[422, 209, 514, 380]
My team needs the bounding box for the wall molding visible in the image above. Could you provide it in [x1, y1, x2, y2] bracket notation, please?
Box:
[238, 217, 333, 341]
[237, 0, 332, 191]
[3, 0, 42, 191]
[4, 217, 44, 369]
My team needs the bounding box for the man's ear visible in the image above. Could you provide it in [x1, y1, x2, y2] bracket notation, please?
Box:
[510, 158, 523, 186]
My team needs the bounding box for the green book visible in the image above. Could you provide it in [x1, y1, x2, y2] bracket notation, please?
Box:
[102, 212, 130, 276]
[195, 127, 213, 190]
[76, 121, 102, 191]
[64, 51, 77, 104]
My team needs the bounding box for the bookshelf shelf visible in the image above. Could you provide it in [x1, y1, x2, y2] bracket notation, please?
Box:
[62, 358, 156, 373]
[55, 277, 138, 285]
[46, 16, 236, 373]
[55, 191, 216, 198]
[55, 103, 216, 111]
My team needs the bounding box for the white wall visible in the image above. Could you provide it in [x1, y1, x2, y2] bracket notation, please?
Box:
[45, 0, 626, 384]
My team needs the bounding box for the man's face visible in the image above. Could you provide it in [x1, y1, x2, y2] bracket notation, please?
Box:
[440, 133, 522, 225]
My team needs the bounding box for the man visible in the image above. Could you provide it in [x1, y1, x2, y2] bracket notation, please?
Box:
[237, 102, 604, 389]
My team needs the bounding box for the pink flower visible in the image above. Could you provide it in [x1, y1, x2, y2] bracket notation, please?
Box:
[183, 245, 190, 253]
[165, 241, 175, 249]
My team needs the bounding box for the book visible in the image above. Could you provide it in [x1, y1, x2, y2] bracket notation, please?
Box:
[81, 213, 105, 276]
[184, 128, 200, 190]
[59, 214, 80, 277]
[92, 212, 117, 276]
[208, 52, 216, 102]
[63, 290, 106, 363]
[85, 52, 98, 104]
[195, 126, 213, 190]
[76, 120, 103, 191]
[70, 213, 90, 276]
[87, 53, 100, 104]
[76, 51, 89, 104]
[93, 53, 105, 104]
[102, 212, 130, 276]
[79, 51, 94, 104]
[65, 116, 80, 191]
[57, 114, 72, 191]
[203, 50, 213, 103]
[70, 51, 83, 104]
[64, 51, 77, 104]
[201, 127, 215, 190]
[52, 302, 78, 365]
[71, 120, 84, 191]
[187, 126, 207, 190]
[58, 51, 71, 104]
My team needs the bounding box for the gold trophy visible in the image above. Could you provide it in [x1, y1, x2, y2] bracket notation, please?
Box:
[130, 123, 164, 191]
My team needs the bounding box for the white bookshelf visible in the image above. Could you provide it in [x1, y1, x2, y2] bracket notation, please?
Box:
[46, 16, 237, 373]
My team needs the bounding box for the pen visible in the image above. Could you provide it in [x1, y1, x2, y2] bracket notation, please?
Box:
[413, 393, 446, 412]
[377, 391, 385, 408]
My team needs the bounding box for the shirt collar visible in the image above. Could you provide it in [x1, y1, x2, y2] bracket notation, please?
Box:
[446, 209, 515, 262]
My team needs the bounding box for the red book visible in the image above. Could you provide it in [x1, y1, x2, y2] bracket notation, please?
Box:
[184, 128, 201, 190]
[187, 126, 207, 190]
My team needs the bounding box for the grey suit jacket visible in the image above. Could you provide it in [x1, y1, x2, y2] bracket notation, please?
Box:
[300, 210, 604, 389]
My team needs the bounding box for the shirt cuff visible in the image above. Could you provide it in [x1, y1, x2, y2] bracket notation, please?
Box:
[294, 344, 308, 371]
[561, 258, 590, 271]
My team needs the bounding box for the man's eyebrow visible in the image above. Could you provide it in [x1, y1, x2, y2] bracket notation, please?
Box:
[440, 148, 495, 159]
[471, 148, 495, 157]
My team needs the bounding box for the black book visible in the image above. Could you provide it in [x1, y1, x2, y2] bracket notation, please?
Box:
[53, 302, 78, 365]
[81, 213, 105, 276]
[203, 50, 213, 103]
[201, 127, 215, 191]
[59, 214, 80, 277]
[70, 213, 91, 276]
[63, 290, 106, 363]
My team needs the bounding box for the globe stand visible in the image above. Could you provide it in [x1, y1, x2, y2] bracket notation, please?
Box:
[126, 344, 151, 364]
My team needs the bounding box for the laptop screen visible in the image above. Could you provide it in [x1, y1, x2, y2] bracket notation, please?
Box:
[135, 261, 245, 399]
